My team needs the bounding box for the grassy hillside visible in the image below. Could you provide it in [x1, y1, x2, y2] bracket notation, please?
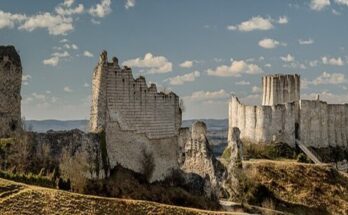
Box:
[0, 178, 245, 215]
[243, 160, 348, 215]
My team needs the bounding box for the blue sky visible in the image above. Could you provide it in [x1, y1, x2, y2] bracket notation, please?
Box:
[1, 0, 348, 120]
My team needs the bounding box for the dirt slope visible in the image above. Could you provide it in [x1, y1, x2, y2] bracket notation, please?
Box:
[244, 159, 348, 215]
[0, 178, 246, 215]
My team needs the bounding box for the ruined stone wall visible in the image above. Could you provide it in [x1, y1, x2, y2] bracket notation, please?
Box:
[105, 121, 179, 182]
[229, 96, 297, 146]
[262, 74, 300, 106]
[0, 46, 22, 137]
[89, 51, 183, 181]
[299, 100, 348, 148]
[90, 51, 182, 139]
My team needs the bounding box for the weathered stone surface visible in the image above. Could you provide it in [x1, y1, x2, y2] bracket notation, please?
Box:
[90, 51, 182, 139]
[0, 45, 22, 138]
[89, 51, 182, 181]
[229, 96, 297, 146]
[229, 73, 348, 152]
[181, 121, 225, 198]
[228, 127, 243, 167]
[223, 127, 243, 199]
[300, 100, 348, 148]
[105, 121, 179, 182]
[262, 74, 300, 106]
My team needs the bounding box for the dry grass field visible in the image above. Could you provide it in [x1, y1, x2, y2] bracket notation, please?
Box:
[0, 178, 246, 215]
[243, 159, 348, 215]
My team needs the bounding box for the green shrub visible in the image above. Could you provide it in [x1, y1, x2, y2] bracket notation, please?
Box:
[221, 146, 231, 162]
[97, 130, 109, 176]
[0, 170, 55, 188]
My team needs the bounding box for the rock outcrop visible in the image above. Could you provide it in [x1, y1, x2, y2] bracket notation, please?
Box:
[223, 127, 244, 199]
[181, 121, 225, 198]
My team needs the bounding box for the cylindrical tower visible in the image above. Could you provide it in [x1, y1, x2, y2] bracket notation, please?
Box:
[262, 74, 300, 106]
[0, 46, 22, 137]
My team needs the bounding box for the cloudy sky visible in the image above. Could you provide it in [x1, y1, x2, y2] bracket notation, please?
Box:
[1, 0, 348, 120]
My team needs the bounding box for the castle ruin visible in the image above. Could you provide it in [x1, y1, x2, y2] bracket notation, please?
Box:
[0, 46, 22, 138]
[229, 74, 348, 149]
[90, 51, 182, 181]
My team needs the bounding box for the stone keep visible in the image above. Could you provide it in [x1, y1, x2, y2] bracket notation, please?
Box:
[262, 74, 300, 106]
[0, 46, 22, 137]
[89, 51, 182, 181]
[229, 73, 348, 149]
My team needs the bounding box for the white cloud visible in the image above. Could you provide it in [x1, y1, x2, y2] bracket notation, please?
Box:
[42, 51, 70, 66]
[213, 58, 224, 63]
[252, 86, 262, 93]
[122, 53, 173, 74]
[63, 0, 75, 7]
[227, 16, 274, 32]
[0, 11, 26, 29]
[83, 51, 94, 57]
[91, 18, 101, 24]
[71, 44, 78, 50]
[280, 54, 295, 62]
[22, 74, 32, 81]
[299, 38, 314, 45]
[310, 0, 330, 11]
[84, 82, 90, 87]
[311, 72, 346, 85]
[332, 9, 341, 15]
[55, 3, 84, 16]
[167, 71, 200, 85]
[258, 38, 286, 49]
[43, 56, 59, 66]
[125, 0, 136, 9]
[278, 16, 288, 24]
[64, 86, 73, 93]
[264, 63, 272, 68]
[52, 51, 70, 58]
[335, 0, 348, 6]
[184, 89, 229, 102]
[207, 60, 263, 77]
[63, 44, 71, 49]
[236, 80, 250, 85]
[19, 12, 74, 35]
[302, 91, 348, 104]
[321, 56, 344, 66]
[60, 39, 69, 43]
[179, 60, 193, 68]
[89, 0, 112, 18]
[22, 74, 32, 86]
[309, 60, 319, 67]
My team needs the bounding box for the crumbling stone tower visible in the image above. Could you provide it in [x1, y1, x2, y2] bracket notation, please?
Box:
[90, 50, 182, 138]
[0, 46, 22, 137]
[262, 74, 300, 106]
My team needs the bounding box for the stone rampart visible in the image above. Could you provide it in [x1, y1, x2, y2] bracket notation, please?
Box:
[229, 96, 297, 146]
[299, 100, 348, 148]
[90, 51, 182, 139]
[262, 74, 300, 106]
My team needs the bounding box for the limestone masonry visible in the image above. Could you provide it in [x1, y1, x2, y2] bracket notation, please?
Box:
[90, 51, 182, 181]
[262, 74, 300, 106]
[90, 51, 181, 139]
[0, 46, 22, 138]
[229, 74, 348, 149]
